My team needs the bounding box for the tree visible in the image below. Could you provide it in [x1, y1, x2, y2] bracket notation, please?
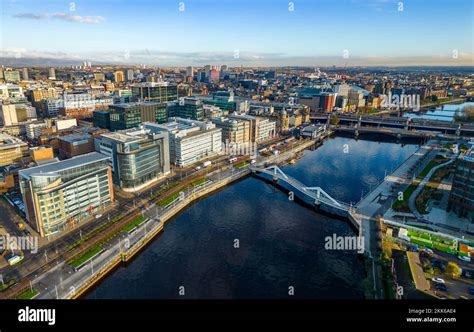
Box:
[431, 95, 438, 102]
[329, 115, 340, 126]
[445, 261, 461, 279]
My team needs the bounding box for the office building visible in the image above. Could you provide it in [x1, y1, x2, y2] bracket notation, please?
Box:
[19, 152, 114, 237]
[0, 133, 29, 166]
[109, 102, 168, 131]
[93, 110, 111, 130]
[448, 147, 474, 222]
[167, 97, 204, 120]
[228, 114, 276, 142]
[58, 134, 95, 159]
[131, 82, 178, 102]
[211, 117, 250, 144]
[145, 118, 222, 167]
[58, 93, 113, 119]
[95, 128, 170, 191]
[25, 121, 50, 140]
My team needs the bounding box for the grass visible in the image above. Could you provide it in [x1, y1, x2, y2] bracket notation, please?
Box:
[158, 192, 181, 207]
[406, 224, 436, 232]
[65, 213, 126, 252]
[417, 156, 449, 180]
[0, 279, 16, 292]
[392, 183, 418, 212]
[122, 215, 148, 233]
[150, 180, 180, 200]
[415, 162, 453, 214]
[68, 244, 103, 269]
[15, 288, 39, 299]
[234, 161, 248, 169]
[157, 177, 208, 208]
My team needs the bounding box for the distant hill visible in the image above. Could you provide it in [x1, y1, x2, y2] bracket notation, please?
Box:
[0, 57, 115, 67]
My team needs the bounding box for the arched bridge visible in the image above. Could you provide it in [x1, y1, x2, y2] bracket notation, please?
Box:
[249, 165, 355, 217]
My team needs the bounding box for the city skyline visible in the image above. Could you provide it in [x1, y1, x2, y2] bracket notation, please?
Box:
[1, 0, 473, 66]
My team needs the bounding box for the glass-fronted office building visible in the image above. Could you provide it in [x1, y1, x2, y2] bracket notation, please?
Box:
[95, 128, 170, 192]
[19, 152, 114, 237]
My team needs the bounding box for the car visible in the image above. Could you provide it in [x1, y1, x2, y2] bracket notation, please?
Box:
[435, 283, 448, 291]
[458, 255, 471, 262]
[423, 248, 434, 254]
[431, 260, 446, 271]
[431, 277, 445, 284]
[468, 286, 474, 295]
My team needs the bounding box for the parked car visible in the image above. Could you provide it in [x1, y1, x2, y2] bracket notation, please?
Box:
[435, 283, 448, 292]
[423, 248, 434, 254]
[468, 286, 474, 295]
[431, 277, 445, 284]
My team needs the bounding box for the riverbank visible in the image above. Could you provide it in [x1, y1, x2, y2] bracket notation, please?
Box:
[59, 138, 320, 299]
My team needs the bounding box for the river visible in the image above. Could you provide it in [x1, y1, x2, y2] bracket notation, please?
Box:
[86, 136, 419, 299]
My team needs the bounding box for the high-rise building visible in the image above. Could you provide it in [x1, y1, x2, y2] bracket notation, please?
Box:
[22, 68, 29, 81]
[131, 82, 178, 103]
[448, 147, 474, 222]
[19, 152, 114, 237]
[167, 97, 204, 120]
[48, 67, 56, 80]
[145, 118, 222, 167]
[126, 69, 134, 81]
[109, 102, 168, 131]
[114, 71, 125, 82]
[94, 128, 170, 191]
[186, 66, 194, 78]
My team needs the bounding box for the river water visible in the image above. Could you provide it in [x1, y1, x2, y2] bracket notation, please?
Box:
[87, 136, 419, 299]
[403, 102, 474, 122]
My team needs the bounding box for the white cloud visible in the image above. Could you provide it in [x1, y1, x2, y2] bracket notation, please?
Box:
[51, 13, 105, 24]
[12, 12, 105, 24]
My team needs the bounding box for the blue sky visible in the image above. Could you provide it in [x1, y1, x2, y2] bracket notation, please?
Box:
[1, 0, 473, 66]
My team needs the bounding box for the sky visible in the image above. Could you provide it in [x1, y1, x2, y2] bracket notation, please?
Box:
[0, 0, 473, 66]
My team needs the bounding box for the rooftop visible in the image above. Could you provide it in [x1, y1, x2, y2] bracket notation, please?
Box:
[19, 152, 110, 179]
[58, 134, 92, 143]
[0, 133, 27, 149]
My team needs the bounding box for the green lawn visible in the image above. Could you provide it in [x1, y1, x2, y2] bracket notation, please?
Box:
[15, 288, 39, 299]
[392, 183, 418, 211]
[157, 178, 208, 208]
[122, 215, 148, 233]
[65, 214, 126, 252]
[158, 192, 181, 207]
[68, 245, 103, 269]
[0, 279, 16, 292]
[234, 161, 248, 169]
